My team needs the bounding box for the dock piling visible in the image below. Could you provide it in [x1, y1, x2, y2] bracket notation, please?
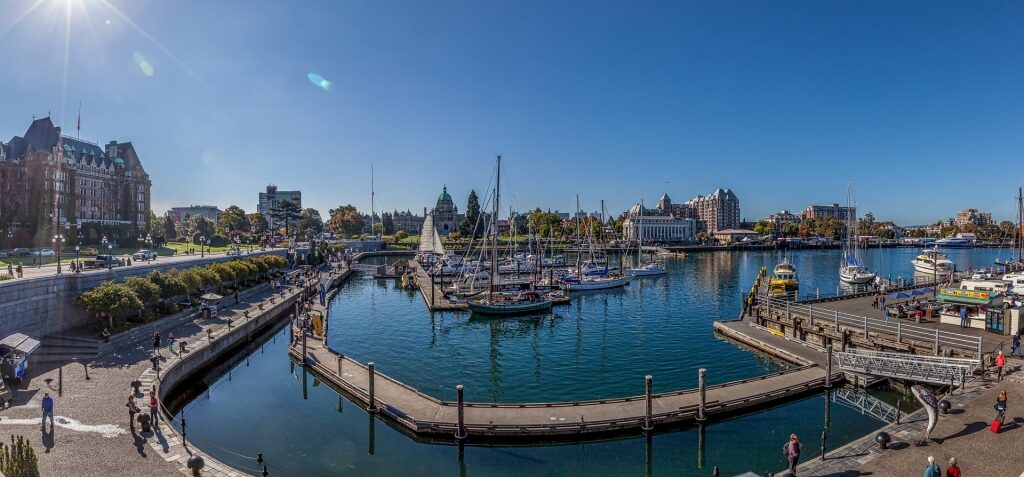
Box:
[368, 362, 377, 413]
[337, 356, 343, 376]
[820, 428, 828, 461]
[455, 385, 467, 440]
[642, 375, 653, 431]
[697, 368, 707, 422]
[824, 345, 832, 389]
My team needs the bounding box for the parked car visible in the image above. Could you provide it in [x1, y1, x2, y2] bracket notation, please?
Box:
[132, 249, 157, 261]
[33, 249, 55, 257]
[10, 248, 31, 257]
[84, 255, 123, 269]
[79, 247, 99, 256]
[226, 248, 241, 256]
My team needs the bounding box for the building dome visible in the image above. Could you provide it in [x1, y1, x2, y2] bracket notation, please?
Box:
[436, 185, 454, 209]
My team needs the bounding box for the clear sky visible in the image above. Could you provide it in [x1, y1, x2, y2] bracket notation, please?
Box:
[1, 0, 1022, 224]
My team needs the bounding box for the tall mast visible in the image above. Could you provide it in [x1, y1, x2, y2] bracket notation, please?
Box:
[638, 199, 644, 265]
[575, 194, 581, 271]
[490, 156, 501, 299]
[1017, 186, 1023, 263]
[370, 164, 375, 239]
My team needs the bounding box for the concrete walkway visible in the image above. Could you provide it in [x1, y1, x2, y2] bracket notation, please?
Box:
[0, 275, 306, 476]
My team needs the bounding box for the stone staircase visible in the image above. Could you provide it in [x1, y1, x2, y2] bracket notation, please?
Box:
[34, 334, 100, 365]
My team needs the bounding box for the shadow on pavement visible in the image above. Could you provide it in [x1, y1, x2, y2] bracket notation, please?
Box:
[942, 421, 988, 442]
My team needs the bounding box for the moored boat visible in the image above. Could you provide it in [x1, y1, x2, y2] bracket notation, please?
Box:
[911, 248, 954, 275]
[769, 259, 799, 297]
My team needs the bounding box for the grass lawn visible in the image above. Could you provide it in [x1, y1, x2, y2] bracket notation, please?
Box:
[0, 241, 237, 266]
[160, 241, 234, 255]
[398, 235, 421, 244]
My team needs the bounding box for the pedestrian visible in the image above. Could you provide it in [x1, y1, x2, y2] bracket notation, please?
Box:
[166, 332, 175, 353]
[946, 457, 961, 477]
[1012, 333, 1022, 358]
[880, 294, 886, 309]
[16, 264, 22, 278]
[149, 391, 159, 425]
[153, 331, 162, 355]
[782, 433, 801, 475]
[959, 306, 968, 328]
[41, 392, 54, 431]
[871, 295, 878, 309]
[993, 389, 1008, 433]
[126, 395, 139, 431]
[6, 263, 12, 276]
[924, 456, 941, 477]
[996, 351, 1006, 381]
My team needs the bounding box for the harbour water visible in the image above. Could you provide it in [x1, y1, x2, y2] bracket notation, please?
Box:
[172, 247, 1007, 476]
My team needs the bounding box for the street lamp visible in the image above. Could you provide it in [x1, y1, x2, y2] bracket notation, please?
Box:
[102, 236, 112, 270]
[248, 227, 255, 254]
[5, 227, 12, 258]
[200, 235, 206, 258]
[144, 234, 154, 261]
[52, 234, 65, 275]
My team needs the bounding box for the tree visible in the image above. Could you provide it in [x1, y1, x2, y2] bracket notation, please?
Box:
[148, 270, 188, 299]
[123, 276, 160, 308]
[218, 205, 249, 236]
[782, 222, 799, 237]
[299, 208, 324, 236]
[753, 220, 772, 235]
[458, 190, 481, 237]
[0, 434, 40, 477]
[327, 205, 365, 238]
[163, 216, 178, 241]
[81, 281, 144, 328]
[270, 200, 302, 237]
[151, 216, 169, 242]
[247, 213, 268, 238]
[381, 212, 395, 235]
[183, 216, 215, 243]
[394, 230, 409, 241]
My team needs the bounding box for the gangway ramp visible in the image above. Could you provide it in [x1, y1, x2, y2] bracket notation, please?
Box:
[835, 349, 978, 386]
[831, 388, 901, 424]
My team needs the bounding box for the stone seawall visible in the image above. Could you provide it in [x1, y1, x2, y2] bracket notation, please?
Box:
[0, 250, 287, 338]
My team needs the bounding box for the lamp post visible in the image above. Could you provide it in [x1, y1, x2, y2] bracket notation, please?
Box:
[5, 227, 12, 258]
[52, 234, 65, 274]
[102, 236, 112, 270]
[144, 234, 154, 261]
[200, 235, 206, 258]
[248, 226, 255, 254]
[76, 234, 83, 270]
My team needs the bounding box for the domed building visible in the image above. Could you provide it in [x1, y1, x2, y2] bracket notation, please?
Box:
[432, 185, 459, 236]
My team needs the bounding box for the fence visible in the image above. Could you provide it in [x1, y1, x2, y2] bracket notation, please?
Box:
[763, 296, 983, 360]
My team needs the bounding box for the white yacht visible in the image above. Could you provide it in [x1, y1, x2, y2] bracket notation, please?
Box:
[562, 274, 633, 291]
[912, 248, 954, 275]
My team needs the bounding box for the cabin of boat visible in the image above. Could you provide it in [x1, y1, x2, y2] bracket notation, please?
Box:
[769, 261, 800, 296]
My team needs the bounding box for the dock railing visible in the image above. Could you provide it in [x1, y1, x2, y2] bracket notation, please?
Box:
[764, 296, 983, 361]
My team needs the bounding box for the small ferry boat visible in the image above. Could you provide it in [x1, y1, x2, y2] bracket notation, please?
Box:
[769, 259, 800, 297]
[911, 248, 954, 275]
[936, 233, 976, 248]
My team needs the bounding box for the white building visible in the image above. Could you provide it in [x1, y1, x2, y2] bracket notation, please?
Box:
[622, 204, 696, 243]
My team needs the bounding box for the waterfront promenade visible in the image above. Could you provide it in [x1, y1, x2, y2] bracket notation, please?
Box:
[7, 249, 263, 280]
[0, 271, 309, 476]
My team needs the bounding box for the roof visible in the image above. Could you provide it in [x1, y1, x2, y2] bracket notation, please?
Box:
[714, 228, 757, 235]
[937, 288, 999, 305]
[436, 185, 453, 206]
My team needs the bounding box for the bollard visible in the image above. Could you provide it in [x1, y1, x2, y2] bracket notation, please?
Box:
[697, 368, 707, 422]
[643, 375, 653, 431]
[367, 362, 377, 413]
[337, 356, 343, 376]
[207, 329, 213, 342]
[824, 345, 833, 389]
[820, 428, 827, 460]
[179, 340, 186, 354]
[58, 364, 63, 396]
[455, 385, 467, 440]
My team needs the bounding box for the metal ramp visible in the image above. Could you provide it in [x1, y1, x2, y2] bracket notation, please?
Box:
[350, 263, 378, 272]
[831, 388, 901, 423]
[835, 349, 978, 386]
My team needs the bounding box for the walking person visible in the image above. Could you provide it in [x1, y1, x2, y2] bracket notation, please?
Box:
[16, 264, 22, 278]
[782, 433, 801, 476]
[946, 457, 961, 477]
[1011, 333, 1022, 358]
[6, 263, 12, 276]
[149, 391, 159, 425]
[923, 456, 941, 477]
[166, 332, 175, 354]
[126, 395, 140, 431]
[41, 392, 54, 431]
[959, 306, 968, 328]
[992, 389, 1008, 433]
[996, 351, 1006, 381]
[152, 331, 162, 356]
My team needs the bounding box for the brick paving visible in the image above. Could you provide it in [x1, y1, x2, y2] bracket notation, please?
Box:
[0, 275, 309, 476]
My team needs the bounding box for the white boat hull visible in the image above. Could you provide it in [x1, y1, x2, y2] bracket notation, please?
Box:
[563, 275, 632, 291]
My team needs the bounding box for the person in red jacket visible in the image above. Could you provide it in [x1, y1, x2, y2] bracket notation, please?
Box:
[996, 351, 1006, 381]
[946, 457, 961, 477]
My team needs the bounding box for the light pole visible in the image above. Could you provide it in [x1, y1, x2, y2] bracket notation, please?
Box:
[52, 234, 65, 275]
[200, 235, 206, 258]
[144, 234, 154, 261]
[5, 227, 12, 258]
[248, 226, 255, 254]
[102, 236, 112, 270]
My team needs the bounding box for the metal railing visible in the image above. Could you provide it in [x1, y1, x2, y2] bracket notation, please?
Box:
[763, 296, 983, 359]
[831, 387, 901, 423]
[835, 349, 978, 385]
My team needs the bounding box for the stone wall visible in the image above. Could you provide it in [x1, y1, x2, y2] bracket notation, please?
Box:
[0, 250, 287, 339]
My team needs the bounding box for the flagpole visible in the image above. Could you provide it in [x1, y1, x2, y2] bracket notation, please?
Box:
[77, 100, 82, 139]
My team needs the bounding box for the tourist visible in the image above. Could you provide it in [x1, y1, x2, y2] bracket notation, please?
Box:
[40, 392, 54, 431]
[6, 263, 12, 276]
[996, 389, 1008, 415]
[166, 332, 175, 353]
[101, 327, 111, 342]
[959, 306, 968, 328]
[996, 351, 1006, 381]
[16, 264, 22, 278]
[153, 331, 162, 355]
[923, 456, 941, 477]
[149, 391, 159, 425]
[126, 395, 139, 431]
[782, 433, 801, 475]
[1011, 333, 1022, 358]
[946, 457, 961, 477]
[871, 295, 878, 309]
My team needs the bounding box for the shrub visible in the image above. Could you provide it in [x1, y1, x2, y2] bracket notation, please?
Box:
[147, 270, 188, 299]
[208, 263, 236, 285]
[246, 258, 269, 275]
[175, 269, 202, 294]
[394, 230, 409, 240]
[0, 435, 40, 477]
[0, 274, 14, 281]
[123, 277, 161, 306]
[210, 234, 229, 247]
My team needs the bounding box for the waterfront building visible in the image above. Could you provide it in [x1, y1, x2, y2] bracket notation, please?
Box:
[1, 117, 151, 245]
[684, 188, 741, 232]
[257, 184, 301, 230]
[803, 203, 856, 222]
[622, 203, 696, 243]
[431, 185, 459, 236]
[713, 228, 759, 243]
[954, 208, 993, 227]
[391, 210, 424, 234]
[166, 205, 221, 224]
[766, 210, 801, 229]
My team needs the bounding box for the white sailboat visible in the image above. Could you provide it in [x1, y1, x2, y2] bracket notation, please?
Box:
[839, 184, 876, 285]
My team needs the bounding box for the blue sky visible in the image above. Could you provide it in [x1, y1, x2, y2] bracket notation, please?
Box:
[1, 0, 1022, 224]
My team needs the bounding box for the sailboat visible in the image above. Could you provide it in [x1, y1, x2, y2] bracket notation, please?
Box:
[467, 156, 553, 315]
[995, 187, 1024, 274]
[838, 184, 877, 285]
[625, 200, 667, 277]
[562, 197, 633, 291]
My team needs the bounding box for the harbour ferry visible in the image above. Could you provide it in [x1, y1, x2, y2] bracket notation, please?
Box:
[769, 259, 800, 298]
[911, 248, 954, 275]
[935, 233, 976, 248]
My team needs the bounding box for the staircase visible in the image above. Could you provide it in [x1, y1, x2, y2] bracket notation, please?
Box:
[34, 334, 100, 365]
[835, 348, 979, 386]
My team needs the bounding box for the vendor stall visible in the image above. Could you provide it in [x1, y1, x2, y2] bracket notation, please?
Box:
[0, 333, 41, 381]
[935, 288, 1006, 332]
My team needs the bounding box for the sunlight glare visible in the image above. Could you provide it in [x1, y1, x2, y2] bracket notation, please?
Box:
[307, 73, 332, 91]
[133, 51, 154, 77]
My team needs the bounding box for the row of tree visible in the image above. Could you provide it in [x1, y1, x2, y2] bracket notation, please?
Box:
[149, 200, 327, 245]
[80, 255, 289, 328]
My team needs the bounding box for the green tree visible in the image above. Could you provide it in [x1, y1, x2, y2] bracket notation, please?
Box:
[123, 276, 160, 307]
[163, 216, 178, 241]
[183, 216, 215, 243]
[782, 222, 799, 237]
[247, 213, 268, 238]
[81, 281, 144, 328]
[327, 205, 365, 238]
[218, 205, 250, 236]
[394, 230, 409, 241]
[299, 208, 325, 236]
[753, 220, 772, 235]
[151, 216, 169, 242]
[148, 270, 188, 299]
[271, 200, 302, 237]
[458, 190, 482, 237]
[0, 434, 41, 477]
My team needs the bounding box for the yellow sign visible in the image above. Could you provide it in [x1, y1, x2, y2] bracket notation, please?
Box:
[940, 288, 992, 300]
